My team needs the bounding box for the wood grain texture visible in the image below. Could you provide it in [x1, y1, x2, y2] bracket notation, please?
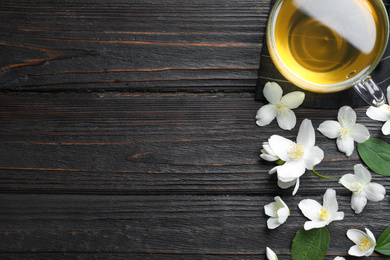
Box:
[0, 0, 270, 92]
[1, 193, 389, 259]
[2, 0, 390, 259]
[1, 92, 389, 196]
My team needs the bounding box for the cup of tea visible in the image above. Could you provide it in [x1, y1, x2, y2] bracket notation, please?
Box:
[266, 0, 389, 107]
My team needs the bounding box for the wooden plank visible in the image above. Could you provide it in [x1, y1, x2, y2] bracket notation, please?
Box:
[0, 0, 270, 92]
[1, 193, 389, 259]
[0, 92, 389, 195]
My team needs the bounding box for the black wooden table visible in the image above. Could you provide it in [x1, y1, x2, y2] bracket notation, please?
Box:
[1, 1, 389, 259]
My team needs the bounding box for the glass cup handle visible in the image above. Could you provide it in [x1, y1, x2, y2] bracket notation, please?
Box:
[353, 76, 386, 107]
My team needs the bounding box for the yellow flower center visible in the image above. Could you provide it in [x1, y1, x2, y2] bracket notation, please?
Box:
[317, 209, 328, 220]
[288, 142, 304, 161]
[274, 205, 282, 215]
[274, 102, 288, 117]
[357, 236, 371, 252]
[338, 116, 355, 139]
[350, 182, 364, 195]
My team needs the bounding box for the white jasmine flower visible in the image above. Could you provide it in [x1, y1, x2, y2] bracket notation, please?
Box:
[265, 119, 324, 195]
[298, 188, 344, 230]
[347, 228, 376, 257]
[266, 247, 278, 260]
[318, 106, 370, 156]
[264, 196, 290, 229]
[256, 82, 305, 130]
[366, 86, 390, 135]
[334, 257, 346, 260]
[339, 164, 386, 214]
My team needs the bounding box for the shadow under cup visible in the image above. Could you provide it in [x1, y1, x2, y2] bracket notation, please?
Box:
[266, 0, 390, 107]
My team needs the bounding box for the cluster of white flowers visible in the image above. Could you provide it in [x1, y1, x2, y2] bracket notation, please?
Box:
[257, 82, 387, 258]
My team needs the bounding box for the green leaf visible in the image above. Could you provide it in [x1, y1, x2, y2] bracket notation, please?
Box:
[311, 170, 338, 180]
[357, 138, 390, 176]
[291, 227, 330, 260]
[276, 159, 285, 165]
[375, 226, 390, 255]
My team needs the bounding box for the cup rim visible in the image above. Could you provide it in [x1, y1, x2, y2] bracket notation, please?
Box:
[266, 0, 390, 93]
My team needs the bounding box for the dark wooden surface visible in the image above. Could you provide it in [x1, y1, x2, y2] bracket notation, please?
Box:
[1, 1, 390, 259]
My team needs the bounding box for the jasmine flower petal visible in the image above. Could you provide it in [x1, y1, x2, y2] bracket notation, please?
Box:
[318, 120, 342, 139]
[264, 82, 283, 104]
[303, 146, 324, 170]
[336, 136, 355, 156]
[297, 118, 315, 149]
[351, 193, 367, 214]
[364, 183, 386, 202]
[350, 124, 370, 143]
[366, 104, 389, 122]
[339, 105, 357, 124]
[281, 91, 305, 109]
[354, 164, 371, 183]
[298, 199, 322, 221]
[277, 160, 306, 182]
[268, 135, 294, 162]
[276, 108, 296, 130]
[256, 104, 277, 126]
[382, 120, 390, 135]
[266, 247, 278, 260]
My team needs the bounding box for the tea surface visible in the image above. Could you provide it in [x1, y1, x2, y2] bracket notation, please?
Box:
[272, 0, 387, 88]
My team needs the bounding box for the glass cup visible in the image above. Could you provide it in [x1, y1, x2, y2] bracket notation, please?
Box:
[266, 0, 389, 107]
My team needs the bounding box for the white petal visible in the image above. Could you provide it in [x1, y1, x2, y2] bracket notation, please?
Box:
[297, 119, 315, 150]
[276, 109, 296, 130]
[274, 196, 288, 209]
[292, 178, 300, 196]
[351, 194, 367, 214]
[264, 202, 278, 217]
[351, 124, 370, 143]
[267, 217, 281, 229]
[366, 104, 390, 122]
[333, 212, 345, 221]
[269, 166, 278, 175]
[348, 245, 365, 257]
[338, 106, 357, 125]
[354, 164, 371, 184]
[266, 247, 278, 260]
[304, 220, 326, 230]
[303, 146, 324, 170]
[365, 183, 386, 202]
[382, 120, 390, 135]
[298, 199, 322, 221]
[268, 135, 294, 162]
[366, 228, 377, 244]
[264, 82, 282, 104]
[280, 91, 305, 109]
[336, 136, 355, 156]
[256, 104, 277, 126]
[260, 153, 279, 162]
[347, 229, 366, 243]
[277, 207, 289, 224]
[318, 120, 342, 139]
[277, 160, 306, 182]
[322, 188, 338, 215]
[277, 178, 296, 189]
[263, 142, 276, 157]
[339, 174, 359, 192]
[387, 85, 390, 102]
[334, 257, 346, 260]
